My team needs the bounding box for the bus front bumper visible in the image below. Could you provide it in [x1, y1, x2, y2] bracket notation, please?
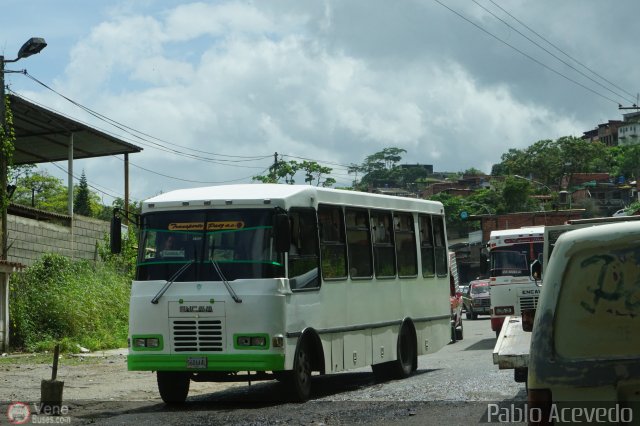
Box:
[128, 353, 285, 372]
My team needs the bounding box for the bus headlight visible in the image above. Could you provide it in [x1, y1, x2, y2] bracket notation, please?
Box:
[131, 335, 163, 350]
[235, 334, 269, 349]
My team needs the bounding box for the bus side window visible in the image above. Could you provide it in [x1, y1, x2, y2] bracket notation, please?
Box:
[346, 208, 373, 278]
[318, 205, 347, 279]
[371, 210, 396, 278]
[395, 212, 417, 277]
[288, 208, 320, 290]
[419, 214, 436, 277]
[432, 216, 447, 277]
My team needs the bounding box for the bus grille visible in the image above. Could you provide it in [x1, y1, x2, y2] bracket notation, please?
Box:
[171, 319, 224, 352]
[519, 296, 539, 311]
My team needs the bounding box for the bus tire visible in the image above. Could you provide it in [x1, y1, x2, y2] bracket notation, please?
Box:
[157, 371, 190, 404]
[391, 322, 416, 379]
[288, 341, 312, 402]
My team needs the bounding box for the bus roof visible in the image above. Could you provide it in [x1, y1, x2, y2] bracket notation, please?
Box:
[142, 184, 444, 214]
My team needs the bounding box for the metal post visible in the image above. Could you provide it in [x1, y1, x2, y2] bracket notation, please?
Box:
[68, 133, 74, 216]
[124, 153, 129, 225]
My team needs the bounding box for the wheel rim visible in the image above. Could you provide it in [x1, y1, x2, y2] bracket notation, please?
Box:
[399, 328, 412, 367]
[295, 346, 311, 389]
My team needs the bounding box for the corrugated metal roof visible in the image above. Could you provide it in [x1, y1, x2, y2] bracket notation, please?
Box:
[9, 94, 142, 165]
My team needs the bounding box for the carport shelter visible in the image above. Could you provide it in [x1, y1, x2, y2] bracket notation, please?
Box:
[0, 93, 142, 351]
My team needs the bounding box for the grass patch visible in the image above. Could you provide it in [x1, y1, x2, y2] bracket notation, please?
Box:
[9, 253, 131, 353]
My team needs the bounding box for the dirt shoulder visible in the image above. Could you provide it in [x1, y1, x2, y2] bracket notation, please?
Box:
[0, 349, 243, 420]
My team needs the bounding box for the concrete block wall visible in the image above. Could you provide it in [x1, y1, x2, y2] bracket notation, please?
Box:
[6, 213, 110, 267]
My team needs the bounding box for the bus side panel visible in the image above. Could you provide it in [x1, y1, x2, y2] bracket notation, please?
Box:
[417, 318, 450, 355]
[344, 331, 369, 369]
[371, 327, 396, 365]
[330, 333, 344, 372]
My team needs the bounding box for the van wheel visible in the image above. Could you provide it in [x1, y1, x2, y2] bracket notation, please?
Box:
[157, 371, 190, 404]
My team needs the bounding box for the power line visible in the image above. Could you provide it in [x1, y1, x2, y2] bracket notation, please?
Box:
[487, 0, 637, 102]
[14, 76, 274, 166]
[473, 0, 636, 105]
[49, 162, 122, 200]
[433, 0, 621, 106]
[113, 155, 266, 185]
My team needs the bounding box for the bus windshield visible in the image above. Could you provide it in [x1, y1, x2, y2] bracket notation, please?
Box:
[489, 242, 543, 278]
[136, 209, 284, 282]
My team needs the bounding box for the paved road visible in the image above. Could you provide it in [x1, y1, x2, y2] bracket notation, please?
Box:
[77, 317, 527, 425]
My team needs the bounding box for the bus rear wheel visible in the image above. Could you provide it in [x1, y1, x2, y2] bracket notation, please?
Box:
[390, 323, 416, 379]
[157, 371, 190, 404]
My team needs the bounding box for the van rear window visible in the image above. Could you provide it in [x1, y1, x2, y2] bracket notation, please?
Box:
[554, 244, 640, 359]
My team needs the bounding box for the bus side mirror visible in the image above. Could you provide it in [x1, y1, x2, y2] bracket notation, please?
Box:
[530, 259, 542, 286]
[274, 213, 291, 253]
[110, 214, 122, 254]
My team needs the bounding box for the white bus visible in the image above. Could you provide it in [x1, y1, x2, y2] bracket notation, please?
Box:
[111, 184, 452, 403]
[488, 227, 544, 338]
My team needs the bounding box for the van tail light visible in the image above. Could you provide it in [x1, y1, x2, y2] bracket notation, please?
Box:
[528, 388, 552, 425]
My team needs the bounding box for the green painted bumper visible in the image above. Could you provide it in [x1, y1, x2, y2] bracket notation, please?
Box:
[128, 353, 285, 372]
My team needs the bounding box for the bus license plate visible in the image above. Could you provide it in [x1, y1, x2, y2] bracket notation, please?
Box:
[186, 357, 208, 369]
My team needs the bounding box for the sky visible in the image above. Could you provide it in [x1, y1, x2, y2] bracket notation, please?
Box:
[2, 0, 639, 204]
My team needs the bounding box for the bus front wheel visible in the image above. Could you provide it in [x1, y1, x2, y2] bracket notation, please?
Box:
[287, 342, 312, 402]
[157, 371, 190, 404]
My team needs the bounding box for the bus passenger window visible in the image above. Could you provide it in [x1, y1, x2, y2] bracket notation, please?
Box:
[371, 210, 395, 278]
[395, 212, 417, 277]
[419, 215, 436, 277]
[433, 216, 447, 276]
[346, 208, 373, 278]
[318, 205, 347, 279]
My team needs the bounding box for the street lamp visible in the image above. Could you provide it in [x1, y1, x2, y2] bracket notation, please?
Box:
[0, 37, 47, 260]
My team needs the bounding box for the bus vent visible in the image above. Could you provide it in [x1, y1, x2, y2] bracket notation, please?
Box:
[518, 296, 539, 311]
[172, 319, 224, 352]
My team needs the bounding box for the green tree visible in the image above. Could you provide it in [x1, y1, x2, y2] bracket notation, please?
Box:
[299, 160, 335, 187]
[252, 158, 335, 186]
[74, 170, 92, 216]
[501, 176, 533, 212]
[349, 147, 409, 190]
[12, 170, 68, 213]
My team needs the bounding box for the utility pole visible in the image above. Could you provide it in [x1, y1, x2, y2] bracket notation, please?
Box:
[0, 38, 47, 260]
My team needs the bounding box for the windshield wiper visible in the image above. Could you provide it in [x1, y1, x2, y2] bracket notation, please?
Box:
[151, 260, 195, 304]
[211, 260, 242, 303]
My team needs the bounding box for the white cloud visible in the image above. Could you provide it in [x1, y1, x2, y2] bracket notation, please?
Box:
[7, 0, 633, 201]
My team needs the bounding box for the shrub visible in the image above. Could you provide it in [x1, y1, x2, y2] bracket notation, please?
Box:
[9, 253, 130, 352]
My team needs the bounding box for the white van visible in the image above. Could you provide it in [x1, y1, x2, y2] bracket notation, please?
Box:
[527, 221, 640, 421]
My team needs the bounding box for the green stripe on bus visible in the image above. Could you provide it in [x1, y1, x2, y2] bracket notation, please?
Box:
[128, 353, 285, 371]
